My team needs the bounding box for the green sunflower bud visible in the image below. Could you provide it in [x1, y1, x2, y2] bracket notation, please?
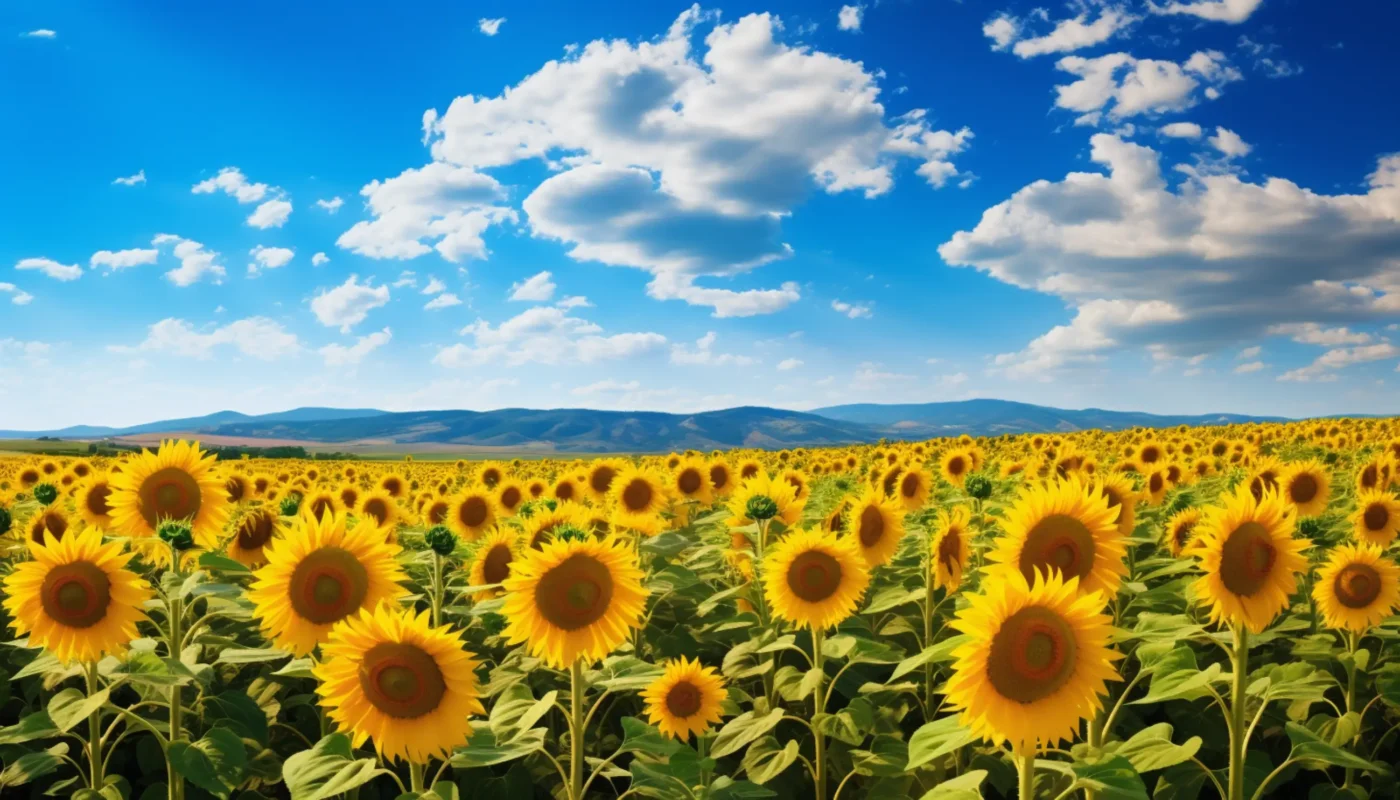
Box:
[425, 525, 458, 556]
[157, 520, 195, 552]
[33, 483, 58, 506]
[746, 495, 779, 522]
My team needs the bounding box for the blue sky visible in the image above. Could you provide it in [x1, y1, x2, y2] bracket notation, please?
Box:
[3, 0, 1398, 429]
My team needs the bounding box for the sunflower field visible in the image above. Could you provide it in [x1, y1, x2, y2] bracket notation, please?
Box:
[1, 422, 1400, 800]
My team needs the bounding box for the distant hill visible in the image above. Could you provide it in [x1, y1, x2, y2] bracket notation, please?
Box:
[811, 399, 1290, 435]
[0, 407, 388, 440]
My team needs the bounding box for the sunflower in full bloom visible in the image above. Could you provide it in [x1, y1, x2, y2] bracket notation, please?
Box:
[1142, 469, 1169, 506]
[247, 510, 408, 656]
[315, 605, 485, 764]
[944, 570, 1121, 755]
[223, 472, 251, 505]
[779, 468, 812, 507]
[522, 501, 593, 550]
[1190, 485, 1306, 634]
[468, 527, 520, 600]
[377, 471, 409, 500]
[1097, 474, 1137, 537]
[1313, 543, 1400, 633]
[75, 472, 117, 530]
[27, 507, 73, 545]
[357, 490, 401, 534]
[478, 462, 505, 489]
[303, 488, 343, 522]
[707, 458, 736, 498]
[1281, 460, 1330, 518]
[583, 459, 623, 503]
[1353, 490, 1400, 546]
[844, 485, 906, 568]
[737, 459, 764, 482]
[495, 479, 527, 516]
[894, 465, 933, 512]
[228, 505, 282, 567]
[1163, 507, 1202, 558]
[941, 449, 973, 487]
[642, 657, 727, 741]
[726, 471, 803, 530]
[447, 486, 498, 542]
[762, 527, 870, 630]
[3, 527, 153, 664]
[930, 505, 971, 593]
[1247, 456, 1285, 502]
[608, 465, 669, 536]
[500, 536, 648, 668]
[987, 475, 1126, 599]
[670, 457, 715, 506]
[108, 440, 231, 548]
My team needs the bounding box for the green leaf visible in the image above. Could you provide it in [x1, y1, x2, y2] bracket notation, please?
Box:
[450, 728, 547, 768]
[167, 726, 248, 799]
[706, 776, 778, 799]
[862, 586, 924, 614]
[887, 636, 968, 683]
[204, 691, 270, 745]
[918, 770, 988, 800]
[1284, 722, 1386, 773]
[196, 552, 252, 573]
[1071, 755, 1149, 800]
[1133, 660, 1221, 705]
[711, 707, 785, 759]
[850, 735, 910, 777]
[0, 711, 60, 745]
[0, 743, 67, 788]
[906, 715, 977, 771]
[618, 716, 682, 757]
[284, 733, 387, 800]
[47, 686, 111, 734]
[813, 709, 866, 746]
[1113, 723, 1202, 773]
[216, 647, 292, 665]
[271, 658, 316, 679]
[741, 737, 798, 784]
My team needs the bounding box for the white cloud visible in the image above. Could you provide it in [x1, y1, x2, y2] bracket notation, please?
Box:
[90, 248, 158, 271]
[478, 17, 505, 36]
[435, 306, 666, 367]
[392, 271, 418, 288]
[983, 14, 1020, 50]
[248, 245, 295, 276]
[572, 379, 642, 396]
[113, 170, 146, 186]
[16, 257, 81, 281]
[831, 299, 873, 319]
[1054, 51, 1242, 121]
[192, 167, 269, 204]
[336, 162, 516, 262]
[1151, 0, 1264, 24]
[424, 293, 462, 310]
[509, 271, 556, 302]
[670, 331, 758, 366]
[1208, 126, 1252, 159]
[940, 371, 970, 386]
[312, 252, 330, 266]
[991, 299, 1184, 378]
[311, 276, 391, 332]
[421, 276, 447, 295]
[1279, 343, 1400, 382]
[838, 5, 864, 31]
[316, 197, 344, 213]
[1238, 36, 1302, 79]
[0, 283, 34, 305]
[152, 234, 226, 287]
[320, 328, 392, 367]
[1234, 360, 1266, 374]
[556, 295, 592, 309]
[22, 29, 56, 39]
[114, 317, 300, 360]
[989, 7, 1137, 59]
[0, 339, 51, 368]
[777, 358, 803, 371]
[1238, 345, 1261, 359]
[1267, 323, 1371, 346]
[1159, 122, 1203, 139]
[248, 198, 293, 229]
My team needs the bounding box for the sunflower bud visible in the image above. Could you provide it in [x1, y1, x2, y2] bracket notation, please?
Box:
[964, 475, 993, 501]
[0, 506, 10, 536]
[425, 525, 457, 556]
[158, 520, 195, 551]
[746, 495, 779, 521]
[554, 524, 590, 543]
[1299, 517, 1325, 543]
[280, 493, 302, 517]
[33, 483, 58, 506]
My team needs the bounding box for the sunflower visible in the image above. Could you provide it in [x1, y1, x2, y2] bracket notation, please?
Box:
[468, 527, 519, 599]
[1247, 456, 1285, 502]
[726, 471, 803, 530]
[500, 536, 648, 668]
[27, 507, 73, 545]
[447, 487, 498, 542]
[224, 473, 251, 505]
[642, 657, 727, 741]
[737, 459, 763, 482]
[1353, 490, 1400, 546]
[707, 458, 736, 498]
[550, 475, 585, 506]
[378, 472, 409, 500]
[421, 496, 451, 527]
[1281, 461, 1331, 518]
[496, 479, 527, 516]
[1096, 474, 1137, 537]
[525, 478, 547, 499]
[1142, 469, 1169, 506]
[609, 465, 669, 536]
[1190, 485, 1306, 634]
[338, 483, 361, 513]
[315, 605, 485, 764]
[3, 526, 153, 664]
[844, 485, 906, 568]
[251, 473, 275, 496]
[107, 440, 231, 548]
[303, 489, 343, 522]
[357, 490, 401, 534]
[987, 476, 1126, 599]
[944, 570, 1121, 755]
[671, 457, 714, 506]
[1313, 543, 1400, 633]
[247, 511, 408, 656]
[1163, 507, 1202, 558]
[894, 466, 933, 512]
[762, 527, 870, 630]
[930, 505, 971, 593]
[478, 463, 505, 489]
[76, 472, 117, 530]
[523, 501, 593, 550]
[228, 506, 282, 567]
[779, 468, 812, 506]
[582, 459, 623, 503]
[941, 449, 974, 486]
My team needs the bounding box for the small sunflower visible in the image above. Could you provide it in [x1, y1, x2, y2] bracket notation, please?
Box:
[468, 527, 519, 599]
[551, 475, 584, 505]
[930, 505, 971, 593]
[844, 485, 906, 568]
[500, 536, 648, 668]
[609, 466, 669, 536]
[421, 496, 451, 527]
[223, 473, 251, 505]
[108, 440, 231, 548]
[1190, 485, 1306, 634]
[495, 479, 527, 516]
[726, 471, 803, 529]
[585, 459, 624, 503]
[228, 506, 282, 567]
[707, 458, 735, 498]
[303, 489, 344, 522]
[944, 570, 1121, 755]
[76, 473, 117, 530]
[1282, 461, 1331, 518]
[523, 501, 593, 550]
[377, 471, 409, 500]
[357, 490, 401, 534]
[1313, 543, 1400, 633]
[315, 605, 485, 764]
[3, 526, 153, 664]
[762, 527, 871, 630]
[941, 449, 973, 486]
[1097, 474, 1137, 537]
[894, 466, 933, 512]
[642, 657, 727, 741]
[447, 487, 498, 542]
[27, 507, 73, 545]
[987, 476, 1126, 599]
[1163, 507, 1202, 558]
[1353, 490, 1400, 546]
[671, 457, 715, 506]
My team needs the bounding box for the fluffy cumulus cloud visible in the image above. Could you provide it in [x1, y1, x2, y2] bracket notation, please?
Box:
[670, 331, 758, 366]
[1208, 126, 1252, 158]
[421, 276, 447, 295]
[113, 170, 146, 186]
[312, 252, 330, 266]
[16, 257, 81, 281]
[985, 6, 1136, 58]
[509, 271, 556, 302]
[434, 306, 666, 367]
[1054, 50, 1242, 123]
[248, 245, 295, 276]
[320, 328, 392, 367]
[310, 276, 391, 332]
[838, 5, 864, 31]
[370, 7, 970, 317]
[939, 134, 1400, 379]
[113, 317, 301, 360]
[152, 234, 225, 287]
[248, 198, 293, 229]
[478, 17, 505, 36]
[316, 197, 344, 213]
[424, 293, 462, 310]
[1159, 122, 1203, 139]
[0, 283, 34, 305]
[192, 167, 292, 228]
[1279, 343, 1400, 382]
[90, 248, 158, 271]
[1150, 0, 1264, 24]
[831, 299, 873, 319]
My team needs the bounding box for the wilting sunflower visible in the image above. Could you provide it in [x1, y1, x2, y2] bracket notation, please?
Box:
[495, 479, 527, 516]
[1281, 461, 1330, 518]
[247, 511, 407, 656]
[670, 457, 714, 506]
[941, 449, 973, 487]
[76, 472, 117, 530]
[27, 507, 73, 545]
[1353, 489, 1400, 546]
[642, 657, 727, 741]
[228, 506, 282, 567]
[1313, 543, 1400, 633]
[468, 528, 519, 599]
[894, 466, 933, 512]
[987, 476, 1126, 599]
[315, 605, 485, 764]
[944, 570, 1121, 755]
[930, 505, 971, 593]
[523, 502, 593, 550]
[1163, 507, 1202, 558]
[3, 526, 153, 664]
[357, 490, 401, 534]
[447, 487, 498, 542]
[609, 465, 669, 536]
[500, 536, 648, 668]
[1190, 485, 1307, 634]
[726, 471, 803, 530]
[762, 527, 870, 630]
[844, 485, 906, 568]
[108, 440, 231, 548]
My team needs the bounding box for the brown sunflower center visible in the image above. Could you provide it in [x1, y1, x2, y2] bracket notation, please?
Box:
[1149, 473, 1165, 494]
[289, 547, 370, 624]
[622, 479, 653, 512]
[555, 482, 576, 502]
[362, 498, 390, 525]
[1289, 474, 1319, 505]
[678, 468, 703, 495]
[1219, 521, 1277, 597]
[1141, 446, 1160, 464]
[1361, 465, 1379, 490]
[310, 496, 337, 521]
[1364, 503, 1390, 532]
[40, 561, 111, 629]
[948, 457, 966, 476]
[85, 484, 113, 517]
[787, 550, 842, 603]
[382, 477, 403, 497]
[340, 488, 360, 508]
[1249, 474, 1278, 502]
[30, 512, 69, 544]
[710, 465, 730, 491]
[359, 642, 446, 720]
[482, 468, 502, 488]
[665, 680, 703, 718]
[426, 501, 449, 525]
[938, 529, 963, 572]
[500, 486, 522, 510]
[858, 506, 885, 548]
[1334, 563, 1382, 609]
[237, 511, 275, 549]
[458, 496, 489, 528]
[482, 544, 513, 584]
[137, 467, 203, 527]
[901, 473, 921, 499]
[535, 554, 615, 631]
[1173, 520, 1197, 551]
[590, 466, 617, 495]
[225, 477, 246, 502]
[986, 605, 1078, 704]
[1018, 513, 1096, 583]
[741, 464, 760, 480]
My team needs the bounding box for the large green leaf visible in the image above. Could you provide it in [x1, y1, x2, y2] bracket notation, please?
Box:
[918, 770, 989, 800]
[0, 710, 60, 745]
[619, 716, 683, 757]
[1284, 722, 1387, 773]
[850, 734, 910, 777]
[283, 732, 387, 800]
[216, 647, 292, 665]
[741, 737, 798, 784]
[0, 743, 67, 788]
[1071, 755, 1150, 800]
[450, 728, 547, 768]
[47, 686, 111, 734]
[204, 690, 270, 745]
[906, 715, 977, 771]
[167, 726, 248, 799]
[1112, 723, 1202, 773]
[711, 707, 785, 759]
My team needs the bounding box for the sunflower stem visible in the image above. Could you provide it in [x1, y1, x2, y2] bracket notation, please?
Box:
[166, 554, 186, 800]
[922, 562, 936, 721]
[409, 760, 425, 792]
[1344, 630, 1359, 789]
[1017, 752, 1036, 799]
[430, 551, 443, 628]
[1228, 625, 1249, 800]
[698, 734, 710, 787]
[85, 662, 103, 791]
[753, 518, 776, 708]
[570, 658, 586, 800]
[812, 627, 827, 799]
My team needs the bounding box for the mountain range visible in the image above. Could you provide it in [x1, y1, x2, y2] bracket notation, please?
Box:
[0, 400, 1306, 453]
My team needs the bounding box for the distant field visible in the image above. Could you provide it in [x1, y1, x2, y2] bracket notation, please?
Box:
[0, 439, 94, 456]
[0, 434, 621, 462]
